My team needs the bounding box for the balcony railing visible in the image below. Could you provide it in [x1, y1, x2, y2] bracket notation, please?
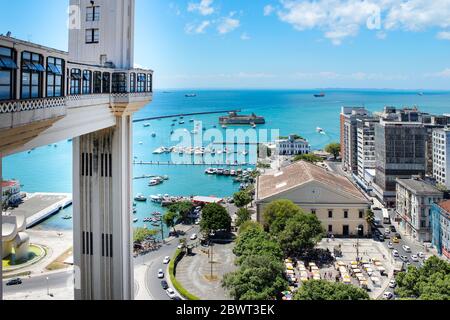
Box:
[0, 96, 66, 114]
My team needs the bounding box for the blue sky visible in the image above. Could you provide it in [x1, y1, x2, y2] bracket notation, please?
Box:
[2, 0, 450, 90]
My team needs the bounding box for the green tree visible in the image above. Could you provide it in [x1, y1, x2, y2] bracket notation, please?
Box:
[238, 220, 263, 235]
[277, 212, 325, 256]
[294, 280, 370, 300]
[168, 201, 194, 223]
[222, 254, 288, 300]
[133, 228, 159, 243]
[395, 256, 450, 300]
[365, 209, 375, 233]
[200, 203, 232, 234]
[233, 191, 252, 208]
[236, 208, 252, 227]
[293, 154, 322, 163]
[262, 200, 303, 233]
[325, 142, 341, 160]
[163, 211, 180, 233]
[233, 227, 284, 264]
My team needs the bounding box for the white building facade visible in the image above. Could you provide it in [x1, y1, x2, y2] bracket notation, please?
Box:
[433, 127, 450, 189]
[276, 135, 310, 156]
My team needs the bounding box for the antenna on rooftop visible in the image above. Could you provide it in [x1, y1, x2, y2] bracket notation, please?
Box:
[6, 31, 11, 37]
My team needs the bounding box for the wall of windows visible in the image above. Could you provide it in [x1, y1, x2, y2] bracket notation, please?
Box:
[130, 73, 136, 93]
[82, 70, 92, 94]
[137, 73, 146, 92]
[102, 72, 110, 93]
[93, 71, 102, 93]
[0, 46, 17, 100]
[146, 74, 152, 93]
[112, 73, 127, 93]
[70, 69, 81, 95]
[46, 57, 64, 97]
[21, 51, 44, 99]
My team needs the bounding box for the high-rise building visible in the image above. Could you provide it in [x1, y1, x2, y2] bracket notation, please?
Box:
[355, 117, 378, 192]
[373, 109, 427, 207]
[433, 127, 450, 189]
[431, 200, 450, 260]
[340, 107, 370, 174]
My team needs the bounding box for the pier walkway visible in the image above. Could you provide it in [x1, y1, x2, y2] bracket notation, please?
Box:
[133, 109, 241, 123]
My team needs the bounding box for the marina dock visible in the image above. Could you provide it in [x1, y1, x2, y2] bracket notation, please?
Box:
[133, 161, 255, 166]
[133, 109, 241, 123]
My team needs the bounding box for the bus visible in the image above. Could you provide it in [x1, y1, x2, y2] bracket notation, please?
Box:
[382, 208, 391, 224]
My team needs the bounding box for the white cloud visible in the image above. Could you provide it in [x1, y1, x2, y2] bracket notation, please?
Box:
[275, 0, 450, 45]
[264, 5, 275, 16]
[425, 68, 450, 78]
[293, 71, 409, 81]
[241, 32, 251, 40]
[437, 31, 450, 41]
[217, 15, 240, 34]
[185, 20, 211, 34]
[188, 0, 215, 16]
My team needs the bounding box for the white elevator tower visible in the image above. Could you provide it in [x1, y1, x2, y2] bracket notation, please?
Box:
[69, 0, 135, 69]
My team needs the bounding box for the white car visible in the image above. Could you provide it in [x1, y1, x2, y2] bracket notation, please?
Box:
[402, 245, 411, 253]
[195, 220, 200, 225]
[392, 250, 399, 258]
[177, 244, 184, 249]
[384, 228, 391, 234]
[157, 269, 164, 279]
[389, 280, 397, 288]
[387, 242, 394, 249]
[383, 292, 394, 300]
[410, 255, 419, 262]
[190, 233, 197, 240]
[163, 256, 170, 264]
[166, 288, 176, 299]
[418, 252, 425, 259]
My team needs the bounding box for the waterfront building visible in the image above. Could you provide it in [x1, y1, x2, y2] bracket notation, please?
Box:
[432, 127, 450, 189]
[340, 107, 370, 174]
[256, 161, 370, 236]
[372, 108, 427, 207]
[275, 135, 310, 156]
[0, 0, 153, 300]
[431, 200, 450, 260]
[395, 177, 443, 243]
[219, 111, 265, 125]
[1, 180, 21, 208]
[355, 117, 378, 193]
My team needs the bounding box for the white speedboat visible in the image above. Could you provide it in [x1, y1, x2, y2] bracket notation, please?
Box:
[149, 178, 163, 186]
[316, 127, 324, 133]
[134, 194, 147, 202]
[143, 123, 150, 127]
[150, 195, 163, 202]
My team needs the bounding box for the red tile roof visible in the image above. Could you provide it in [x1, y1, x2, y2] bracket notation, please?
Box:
[1, 180, 18, 188]
[439, 200, 450, 213]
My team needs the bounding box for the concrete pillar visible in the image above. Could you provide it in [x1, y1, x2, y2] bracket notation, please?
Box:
[0, 154, 3, 300]
[73, 115, 133, 300]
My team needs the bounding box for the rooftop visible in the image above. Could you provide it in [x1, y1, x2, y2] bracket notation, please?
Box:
[257, 161, 368, 202]
[396, 178, 443, 195]
[1, 180, 19, 188]
[438, 200, 450, 213]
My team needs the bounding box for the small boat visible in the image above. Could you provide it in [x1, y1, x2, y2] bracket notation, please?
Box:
[171, 123, 175, 127]
[133, 218, 139, 223]
[150, 195, 163, 202]
[153, 147, 165, 154]
[133, 208, 137, 214]
[134, 194, 147, 202]
[151, 132, 156, 137]
[222, 125, 227, 129]
[152, 223, 160, 227]
[179, 121, 185, 124]
[205, 168, 216, 175]
[139, 141, 143, 145]
[162, 175, 169, 180]
[185, 93, 197, 98]
[144, 123, 151, 127]
[62, 215, 72, 220]
[316, 127, 324, 133]
[149, 178, 163, 186]
[242, 151, 248, 156]
[314, 92, 326, 98]
[223, 169, 231, 176]
[418, 92, 424, 96]
[217, 168, 224, 175]
[170, 130, 174, 135]
[152, 211, 162, 216]
[189, 119, 195, 122]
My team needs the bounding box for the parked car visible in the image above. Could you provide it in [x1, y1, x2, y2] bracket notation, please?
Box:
[392, 237, 400, 244]
[378, 234, 385, 242]
[410, 255, 419, 262]
[383, 292, 394, 300]
[190, 233, 197, 240]
[6, 278, 22, 286]
[387, 242, 394, 249]
[384, 228, 391, 234]
[389, 280, 397, 288]
[390, 226, 397, 233]
[402, 245, 411, 253]
[166, 288, 177, 299]
[163, 256, 170, 264]
[418, 252, 425, 259]
[392, 250, 399, 258]
[395, 233, 402, 239]
[161, 280, 169, 290]
[400, 255, 409, 262]
[173, 296, 182, 300]
[157, 269, 164, 279]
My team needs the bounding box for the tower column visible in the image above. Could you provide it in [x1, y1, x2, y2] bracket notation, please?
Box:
[73, 115, 133, 300]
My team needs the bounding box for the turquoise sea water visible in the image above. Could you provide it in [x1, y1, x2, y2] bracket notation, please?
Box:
[3, 89, 450, 233]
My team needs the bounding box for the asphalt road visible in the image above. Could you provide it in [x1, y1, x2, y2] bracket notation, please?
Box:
[3, 225, 200, 300]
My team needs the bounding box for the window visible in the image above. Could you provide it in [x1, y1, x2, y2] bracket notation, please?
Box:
[130, 73, 136, 93]
[112, 73, 127, 93]
[82, 70, 92, 94]
[328, 225, 333, 233]
[86, 6, 100, 21]
[328, 210, 333, 218]
[311, 209, 316, 215]
[93, 71, 102, 93]
[85, 29, 99, 44]
[359, 210, 364, 219]
[21, 51, 44, 99]
[137, 73, 146, 92]
[102, 72, 110, 93]
[0, 46, 17, 100]
[70, 69, 81, 95]
[146, 73, 152, 92]
[344, 210, 348, 219]
[46, 57, 64, 97]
